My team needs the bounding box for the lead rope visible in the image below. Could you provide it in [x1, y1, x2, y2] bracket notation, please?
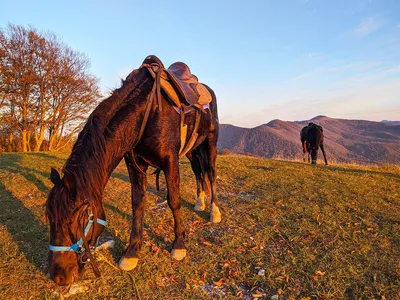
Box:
[128, 64, 163, 176]
[79, 225, 101, 278]
[77, 211, 101, 278]
[95, 249, 141, 299]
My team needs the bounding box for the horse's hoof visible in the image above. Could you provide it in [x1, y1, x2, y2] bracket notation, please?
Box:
[210, 203, 221, 223]
[118, 257, 138, 271]
[171, 249, 186, 261]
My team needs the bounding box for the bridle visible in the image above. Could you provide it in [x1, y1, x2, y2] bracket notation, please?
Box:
[49, 205, 106, 277]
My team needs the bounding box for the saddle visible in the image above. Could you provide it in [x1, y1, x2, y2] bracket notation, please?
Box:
[141, 55, 212, 108]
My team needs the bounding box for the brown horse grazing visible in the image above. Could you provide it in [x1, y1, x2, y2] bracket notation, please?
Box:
[45, 55, 220, 286]
[300, 122, 328, 165]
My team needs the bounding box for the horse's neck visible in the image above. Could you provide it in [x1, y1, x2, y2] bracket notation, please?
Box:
[96, 88, 154, 189]
[67, 78, 153, 211]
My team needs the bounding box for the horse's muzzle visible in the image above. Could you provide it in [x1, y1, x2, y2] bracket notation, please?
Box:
[51, 264, 78, 286]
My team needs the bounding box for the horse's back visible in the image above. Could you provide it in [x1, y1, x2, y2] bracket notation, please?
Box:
[300, 126, 308, 142]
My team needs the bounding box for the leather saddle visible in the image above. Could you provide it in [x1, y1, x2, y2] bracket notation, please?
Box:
[141, 55, 212, 108]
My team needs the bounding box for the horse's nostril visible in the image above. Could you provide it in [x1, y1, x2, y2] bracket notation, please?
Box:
[54, 275, 66, 286]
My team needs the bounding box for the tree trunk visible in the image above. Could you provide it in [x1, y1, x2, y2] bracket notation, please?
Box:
[48, 128, 57, 152]
[21, 130, 28, 152]
[27, 131, 32, 152]
[8, 133, 14, 152]
[34, 126, 45, 151]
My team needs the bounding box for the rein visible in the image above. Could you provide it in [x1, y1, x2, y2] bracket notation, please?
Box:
[49, 206, 106, 277]
[128, 63, 163, 175]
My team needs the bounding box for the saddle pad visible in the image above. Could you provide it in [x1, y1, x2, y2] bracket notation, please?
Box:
[196, 83, 212, 106]
[160, 76, 212, 107]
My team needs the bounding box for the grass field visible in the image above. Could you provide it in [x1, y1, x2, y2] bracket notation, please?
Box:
[0, 152, 399, 299]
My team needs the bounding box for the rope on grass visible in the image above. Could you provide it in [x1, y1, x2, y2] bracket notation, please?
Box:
[96, 252, 141, 300]
[128, 272, 141, 300]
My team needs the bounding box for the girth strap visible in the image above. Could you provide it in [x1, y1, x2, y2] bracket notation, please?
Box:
[179, 108, 202, 158]
[179, 108, 188, 155]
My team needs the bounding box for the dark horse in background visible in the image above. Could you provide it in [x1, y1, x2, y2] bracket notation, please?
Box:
[300, 122, 328, 165]
[45, 55, 220, 285]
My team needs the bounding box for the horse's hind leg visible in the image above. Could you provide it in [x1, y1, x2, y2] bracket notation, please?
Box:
[194, 177, 206, 211]
[206, 134, 221, 223]
[118, 151, 148, 271]
[320, 143, 328, 165]
[164, 157, 187, 261]
[187, 150, 208, 211]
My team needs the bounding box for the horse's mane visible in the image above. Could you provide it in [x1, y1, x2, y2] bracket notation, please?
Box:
[46, 67, 150, 227]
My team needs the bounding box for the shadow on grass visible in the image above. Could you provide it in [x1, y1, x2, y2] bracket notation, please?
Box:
[0, 153, 51, 193]
[110, 172, 129, 182]
[281, 160, 400, 179]
[328, 165, 400, 179]
[111, 172, 163, 198]
[104, 203, 171, 258]
[180, 197, 209, 222]
[109, 170, 209, 235]
[247, 166, 276, 172]
[23, 152, 68, 163]
[0, 182, 48, 272]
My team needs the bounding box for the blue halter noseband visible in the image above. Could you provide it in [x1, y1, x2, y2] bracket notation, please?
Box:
[49, 207, 106, 253]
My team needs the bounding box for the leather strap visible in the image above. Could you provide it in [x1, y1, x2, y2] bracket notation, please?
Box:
[179, 108, 201, 158]
[79, 222, 101, 278]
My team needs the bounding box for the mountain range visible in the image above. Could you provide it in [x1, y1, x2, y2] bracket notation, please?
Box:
[218, 116, 400, 164]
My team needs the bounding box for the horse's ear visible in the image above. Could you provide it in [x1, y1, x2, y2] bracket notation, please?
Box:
[50, 168, 62, 186]
[62, 172, 76, 198]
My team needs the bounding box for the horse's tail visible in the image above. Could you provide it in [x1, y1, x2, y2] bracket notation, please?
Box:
[154, 84, 217, 194]
[197, 84, 218, 195]
[153, 168, 161, 191]
[203, 84, 219, 133]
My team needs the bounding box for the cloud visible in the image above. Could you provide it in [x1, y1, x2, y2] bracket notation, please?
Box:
[219, 76, 400, 127]
[289, 61, 382, 81]
[383, 65, 400, 75]
[352, 15, 386, 38]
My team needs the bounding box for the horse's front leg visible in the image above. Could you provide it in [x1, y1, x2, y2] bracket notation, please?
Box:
[302, 141, 307, 162]
[118, 152, 148, 271]
[164, 157, 187, 261]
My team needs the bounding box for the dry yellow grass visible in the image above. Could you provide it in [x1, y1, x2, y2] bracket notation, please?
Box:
[0, 152, 399, 299]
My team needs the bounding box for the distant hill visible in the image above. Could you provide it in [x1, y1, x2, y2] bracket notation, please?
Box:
[382, 120, 400, 126]
[218, 116, 400, 164]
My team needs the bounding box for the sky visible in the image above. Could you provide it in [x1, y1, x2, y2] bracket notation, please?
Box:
[1, 0, 399, 127]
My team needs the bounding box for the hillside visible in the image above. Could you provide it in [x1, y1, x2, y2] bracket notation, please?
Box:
[382, 120, 400, 126]
[0, 152, 399, 299]
[218, 116, 400, 164]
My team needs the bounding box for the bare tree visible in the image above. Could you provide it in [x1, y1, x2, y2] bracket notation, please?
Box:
[0, 24, 101, 152]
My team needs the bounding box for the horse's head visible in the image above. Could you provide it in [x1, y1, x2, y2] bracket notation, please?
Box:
[307, 124, 323, 165]
[46, 168, 105, 285]
[310, 145, 319, 164]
